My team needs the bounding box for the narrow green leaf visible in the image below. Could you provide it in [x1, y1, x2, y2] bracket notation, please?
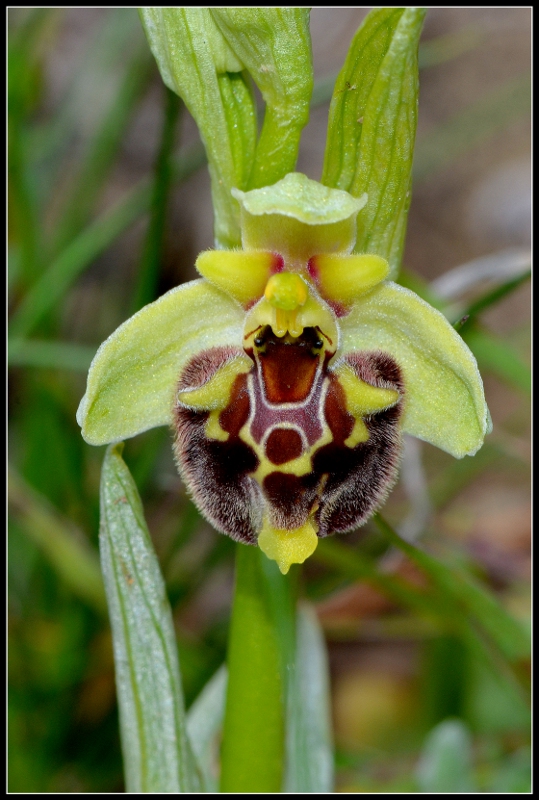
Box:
[211, 8, 313, 190]
[53, 40, 154, 253]
[186, 665, 227, 793]
[453, 270, 530, 329]
[140, 8, 257, 248]
[131, 86, 182, 312]
[220, 544, 284, 793]
[8, 465, 106, 615]
[99, 443, 200, 792]
[416, 719, 476, 793]
[8, 141, 206, 339]
[285, 603, 334, 793]
[418, 23, 482, 69]
[373, 514, 530, 665]
[8, 339, 96, 371]
[489, 746, 531, 793]
[9, 182, 151, 339]
[462, 324, 531, 395]
[322, 8, 426, 277]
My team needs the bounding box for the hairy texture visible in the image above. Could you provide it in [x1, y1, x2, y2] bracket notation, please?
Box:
[174, 334, 404, 544]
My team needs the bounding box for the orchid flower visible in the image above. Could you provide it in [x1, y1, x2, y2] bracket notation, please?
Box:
[77, 171, 490, 574]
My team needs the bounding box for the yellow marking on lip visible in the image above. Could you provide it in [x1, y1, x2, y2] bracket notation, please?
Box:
[239, 419, 334, 482]
[257, 516, 319, 574]
[344, 417, 369, 448]
[205, 410, 229, 442]
[334, 363, 400, 416]
[177, 355, 251, 411]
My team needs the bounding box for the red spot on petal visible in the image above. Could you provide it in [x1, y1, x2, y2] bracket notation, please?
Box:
[271, 253, 285, 273]
[324, 378, 354, 443]
[219, 373, 251, 436]
[265, 428, 303, 465]
[307, 257, 319, 282]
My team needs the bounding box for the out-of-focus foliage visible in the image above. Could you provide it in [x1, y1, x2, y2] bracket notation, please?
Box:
[8, 8, 530, 792]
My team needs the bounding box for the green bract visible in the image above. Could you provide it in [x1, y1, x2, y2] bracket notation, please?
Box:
[139, 8, 312, 248]
[78, 173, 490, 461]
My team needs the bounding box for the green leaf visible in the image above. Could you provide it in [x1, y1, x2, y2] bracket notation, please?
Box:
[52, 35, 154, 253]
[99, 443, 200, 792]
[340, 281, 490, 458]
[322, 8, 426, 278]
[284, 604, 334, 793]
[139, 8, 257, 248]
[8, 142, 206, 340]
[77, 279, 244, 445]
[489, 747, 531, 793]
[462, 325, 531, 395]
[373, 515, 530, 666]
[220, 545, 284, 792]
[8, 339, 96, 371]
[211, 8, 313, 190]
[186, 665, 227, 793]
[131, 86, 183, 312]
[456, 270, 531, 327]
[416, 719, 476, 793]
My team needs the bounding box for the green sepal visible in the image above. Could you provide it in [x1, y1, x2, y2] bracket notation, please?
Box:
[339, 281, 491, 458]
[211, 8, 313, 190]
[322, 8, 426, 278]
[77, 280, 244, 445]
[139, 8, 256, 248]
[233, 172, 367, 263]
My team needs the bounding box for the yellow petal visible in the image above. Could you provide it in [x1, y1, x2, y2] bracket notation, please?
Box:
[310, 253, 389, 305]
[195, 249, 281, 306]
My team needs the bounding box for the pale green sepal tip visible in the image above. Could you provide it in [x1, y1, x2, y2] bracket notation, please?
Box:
[340, 282, 491, 459]
[233, 172, 366, 225]
[77, 280, 244, 446]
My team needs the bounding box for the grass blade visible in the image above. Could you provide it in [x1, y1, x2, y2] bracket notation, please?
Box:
[372, 514, 530, 666]
[186, 664, 227, 793]
[8, 143, 206, 340]
[8, 339, 96, 371]
[463, 325, 531, 395]
[285, 603, 334, 793]
[131, 87, 182, 312]
[99, 443, 200, 792]
[8, 465, 106, 615]
[416, 719, 476, 793]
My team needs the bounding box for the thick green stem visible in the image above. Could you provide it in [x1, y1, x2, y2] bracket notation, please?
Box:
[220, 544, 285, 792]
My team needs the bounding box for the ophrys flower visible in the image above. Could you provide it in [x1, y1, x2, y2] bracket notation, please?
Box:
[78, 173, 490, 574]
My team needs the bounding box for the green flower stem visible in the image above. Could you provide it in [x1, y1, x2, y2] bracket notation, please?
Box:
[220, 544, 285, 792]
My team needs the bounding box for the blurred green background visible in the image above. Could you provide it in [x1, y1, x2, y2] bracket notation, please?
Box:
[8, 8, 530, 793]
